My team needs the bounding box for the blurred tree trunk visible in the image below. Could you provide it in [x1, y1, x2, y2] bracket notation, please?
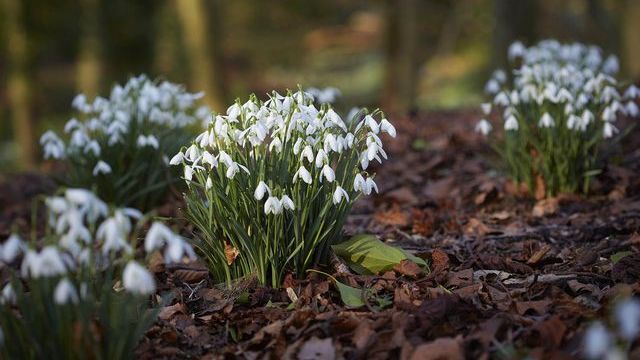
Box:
[3, 0, 35, 168]
[77, 0, 102, 97]
[380, 0, 418, 115]
[622, 0, 640, 80]
[492, 0, 537, 70]
[175, 0, 225, 111]
[154, 0, 179, 78]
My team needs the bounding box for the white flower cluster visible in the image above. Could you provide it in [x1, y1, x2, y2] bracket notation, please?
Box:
[478, 40, 639, 138]
[39, 74, 211, 163]
[0, 189, 195, 303]
[305, 87, 342, 104]
[583, 298, 640, 359]
[172, 90, 394, 215]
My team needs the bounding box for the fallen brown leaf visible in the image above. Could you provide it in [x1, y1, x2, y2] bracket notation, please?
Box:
[409, 336, 464, 360]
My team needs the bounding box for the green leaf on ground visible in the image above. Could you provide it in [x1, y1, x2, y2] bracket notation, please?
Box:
[611, 251, 633, 264]
[332, 234, 427, 275]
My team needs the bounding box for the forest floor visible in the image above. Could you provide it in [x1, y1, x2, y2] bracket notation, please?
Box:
[1, 111, 639, 359]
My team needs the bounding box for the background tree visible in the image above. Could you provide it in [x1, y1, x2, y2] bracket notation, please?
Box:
[175, 0, 226, 111]
[3, 0, 35, 169]
[76, 0, 102, 97]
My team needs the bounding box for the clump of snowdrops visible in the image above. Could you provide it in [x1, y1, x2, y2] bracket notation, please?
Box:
[40, 75, 211, 210]
[477, 40, 639, 196]
[582, 297, 640, 359]
[172, 89, 395, 287]
[0, 188, 195, 359]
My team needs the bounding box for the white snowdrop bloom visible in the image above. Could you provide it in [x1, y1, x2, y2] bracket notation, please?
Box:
[1, 234, 24, 263]
[615, 298, 640, 340]
[264, 196, 283, 215]
[21, 247, 67, 278]
[508, 41, 526, 60]
[64, 118, 82, 133]
[583, 322, 611, 360]
[504, 115, 519, 131]
[353, 174, 366, 193]
[556, 88, 573, 102]
[54, 278, 79, 305]
[83, 140, 101, 157]
[380, 119, 396, 138]
[603, 55, 619, 74]
[1, 283, 15, 305]
[603, 122, 617, 138]
[92, 160, 112, 176]
[269, 137, 283, 153]
[202, 151, 218, 167]
[567, 115, 581, 130]
[581, 110, 594, 126]
[164, 235, 196, 263]
[205, 176, 213, 190]
[225, 162, 249, 179]
[301, 145, 314, 164]
[145, 222, 174, 252]
[323, 133, 338, 153]
[281, 195, 295, 211]
[320, 165, 335, 183]
[183, 163, 197, 181]
[293, 165, 313, 184]
[624, 85, 640, 99]
[602, 106, 617, 122]
[601, 86, 620, 103]
[625, 101, 639, 117]
[481, 103, 492, 115]
[332, 186, 349, 205]
[365, 178, 378, 195]
[254, 181, 270, 200]
[40, 131, 66, 159]
[97, 217, 132, 255]
[493, 70, 507, 83]
[123, 261, 156, 295]
[137, 135, 160, 149]
[315, 149, 328, 168]
[475, 119, 492, 136]
[485, 79, 500, 94]
[72, 94, 90, 112]
[494, 92, 510, 106]
[538, 113, 555, 128]
[364, 115, 379, 134]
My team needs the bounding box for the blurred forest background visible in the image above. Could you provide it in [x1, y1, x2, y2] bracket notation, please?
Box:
[1, 0, 639, 170]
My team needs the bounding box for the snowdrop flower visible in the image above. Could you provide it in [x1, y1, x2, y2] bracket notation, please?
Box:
[264, 196, 283, 215]
[54, 278, 79, 305]
[281, 195, 295, 211]
[615, 298, 640, 340]
[365, 177, 378, 195]
[1, 283, 16, 305]
[603, 122, 617, 138]
[538, 112, 555, 128]
[21, 247, 67, 278]
[364, 115, 379, 134]
[494, 92, 510, 106]
[169, 151, 184, 165]
[583, 321, 611, 360]
[40, 131, 66, 159]
[475, 119, 492, 136]
[602, 55, 619, 74]
[504, 115, 519, 131]
[332, 186, 349, 205]
[624, 85, 639, 99]
[481, 103, 492, 115]
[1, 234, 24, 263]
[320, 165, 335, 183]
[301, 145, 314, 163]
[625, 101, 639, 117]
[136, 135, 160, 149]
[508, 41, 526, 60]
[353, 174, 366, 193]
[92, 160, 112, 176]
[122, 261, 156, 295]
[315, 149, 328, 168]
[567, 115, 581, 130]
[485, 79, 500, 95]
[184, 165, 194, 181]
[294, 165, 313, 184]
[380, 119, 396, 138]
[254, 181, 270, 200]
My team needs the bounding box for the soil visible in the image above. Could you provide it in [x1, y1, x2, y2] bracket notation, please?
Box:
[1, 110, 639, 359]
